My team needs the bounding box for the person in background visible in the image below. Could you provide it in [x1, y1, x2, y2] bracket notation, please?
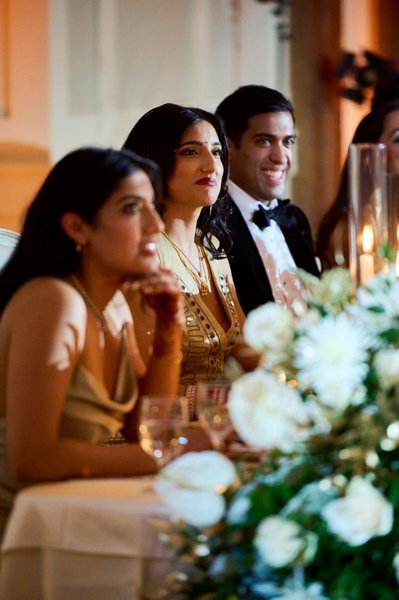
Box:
[317, 101, 399, 269]
[0, 147, 185, 536]
[122, 104, 259, 408]
[216, 84, 320, 316]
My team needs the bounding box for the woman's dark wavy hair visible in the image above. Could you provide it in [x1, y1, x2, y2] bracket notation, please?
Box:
[0, 147, 162, 314]
[122, 103, 232, 258]
[316, 102, 399, 268]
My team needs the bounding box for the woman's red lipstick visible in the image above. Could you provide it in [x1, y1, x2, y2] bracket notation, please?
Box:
[196, 177, 217, 185]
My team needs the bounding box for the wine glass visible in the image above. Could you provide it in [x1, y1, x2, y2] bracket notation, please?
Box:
[138, 395, 188, 469]
[196, 381, 233, 451]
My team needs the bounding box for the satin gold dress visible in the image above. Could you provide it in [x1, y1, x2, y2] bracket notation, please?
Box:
[0, 330, 138, 539]
[158, 234, 241, 386]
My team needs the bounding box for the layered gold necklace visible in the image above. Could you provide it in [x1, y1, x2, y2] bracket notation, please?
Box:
[70, 275, 108, 332]
[162, 232, 210, 295]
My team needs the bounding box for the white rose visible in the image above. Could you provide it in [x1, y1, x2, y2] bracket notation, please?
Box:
[254, 516, 312, 568]
[155, 451, 236, 528]
[244, 303, 295, 362]
[229, 370, 310, 452]
[322, 476, 393, 546]
[374, 348, 399, 389]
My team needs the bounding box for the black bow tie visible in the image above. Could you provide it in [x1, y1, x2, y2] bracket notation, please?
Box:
[251, 200, 291, 230]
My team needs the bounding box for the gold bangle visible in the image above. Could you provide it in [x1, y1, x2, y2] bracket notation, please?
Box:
[184, 384, 196, 421]
[152, 352, 183, 366]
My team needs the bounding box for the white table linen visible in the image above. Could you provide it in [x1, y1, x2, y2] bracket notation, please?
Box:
[0, 477, 175, 600]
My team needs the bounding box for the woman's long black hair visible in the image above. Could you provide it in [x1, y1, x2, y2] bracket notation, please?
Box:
[122, 103, 232, 258]
[0, 147, 162, 314]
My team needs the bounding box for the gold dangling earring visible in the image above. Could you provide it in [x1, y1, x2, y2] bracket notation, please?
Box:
[76, 242, 82, 253]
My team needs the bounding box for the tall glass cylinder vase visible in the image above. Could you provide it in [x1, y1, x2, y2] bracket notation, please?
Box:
[348, 143, 387, 286]
[385, 173, 399, 273]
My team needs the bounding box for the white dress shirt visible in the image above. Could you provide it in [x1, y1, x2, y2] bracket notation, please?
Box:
[228, 180, 305, 310]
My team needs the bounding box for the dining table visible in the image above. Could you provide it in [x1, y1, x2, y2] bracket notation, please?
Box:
[0, 476, 176, 600]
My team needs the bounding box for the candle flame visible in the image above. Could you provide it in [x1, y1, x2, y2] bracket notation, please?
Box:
[362, 225, 374, 253]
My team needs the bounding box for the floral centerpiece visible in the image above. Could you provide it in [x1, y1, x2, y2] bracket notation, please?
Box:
[155, 267, 399, 600]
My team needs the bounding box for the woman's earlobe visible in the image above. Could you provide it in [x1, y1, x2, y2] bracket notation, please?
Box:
[60, 212, 87, 246]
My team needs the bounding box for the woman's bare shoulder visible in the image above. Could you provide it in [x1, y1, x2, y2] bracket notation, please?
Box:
[3, 277, 87, 330]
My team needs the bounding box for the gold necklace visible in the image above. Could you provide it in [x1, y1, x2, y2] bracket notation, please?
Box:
[70, 275, 108, 332]
[163, 232, 210, 295]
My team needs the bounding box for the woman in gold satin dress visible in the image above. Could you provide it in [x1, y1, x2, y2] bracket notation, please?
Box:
[0, 147, 185, 536]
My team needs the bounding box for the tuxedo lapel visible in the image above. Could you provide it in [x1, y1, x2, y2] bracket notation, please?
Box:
[227, 198, 274, 315]
[229, 203, 264, 271]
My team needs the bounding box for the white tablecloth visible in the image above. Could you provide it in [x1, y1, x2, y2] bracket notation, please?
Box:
[0, 477, 175, 600]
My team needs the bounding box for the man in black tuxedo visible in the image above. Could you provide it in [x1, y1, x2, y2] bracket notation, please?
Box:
[216, 85, 320, 316]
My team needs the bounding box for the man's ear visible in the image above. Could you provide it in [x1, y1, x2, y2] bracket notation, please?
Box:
[226, 137, 236, 160]
[60, 212, 89, 246]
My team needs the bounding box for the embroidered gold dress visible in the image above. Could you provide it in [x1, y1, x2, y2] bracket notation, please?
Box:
[158, 234, 240, 385]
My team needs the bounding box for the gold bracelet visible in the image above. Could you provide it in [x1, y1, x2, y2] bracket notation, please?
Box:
[184, 384, 196, 421]
[152, 352, 183, 366]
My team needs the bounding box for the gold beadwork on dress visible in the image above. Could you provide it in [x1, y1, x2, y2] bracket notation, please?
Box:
[158, 235, 240, 385]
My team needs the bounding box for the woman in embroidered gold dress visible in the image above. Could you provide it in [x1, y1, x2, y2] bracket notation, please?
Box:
[123, 104, 259, 401]
[0, 147, 186, 537]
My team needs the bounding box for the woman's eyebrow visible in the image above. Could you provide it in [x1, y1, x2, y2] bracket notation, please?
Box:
[177, 140, 222, 148]
[116, 194, 143, 204]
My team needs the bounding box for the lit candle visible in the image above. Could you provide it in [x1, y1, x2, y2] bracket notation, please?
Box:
[359, 225, 374, 285]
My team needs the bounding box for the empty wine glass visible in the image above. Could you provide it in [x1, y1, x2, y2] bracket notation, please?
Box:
[138, 395, 188, 469]
[196, 381, 233, 451]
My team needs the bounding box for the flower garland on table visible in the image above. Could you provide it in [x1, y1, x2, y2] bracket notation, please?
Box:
[154, 267, 399, 600]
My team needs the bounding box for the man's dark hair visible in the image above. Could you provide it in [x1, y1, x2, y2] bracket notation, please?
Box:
[216, 84, 295, 146]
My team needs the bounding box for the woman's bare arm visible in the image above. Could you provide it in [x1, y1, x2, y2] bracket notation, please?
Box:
[4, 279, 155, 483]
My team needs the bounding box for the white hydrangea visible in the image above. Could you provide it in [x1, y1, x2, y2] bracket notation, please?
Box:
[229, 370, 310, 452]
[244, 302, 295, 365]
[155, 451, 236, 528]
[322, 476, 393, 546]
[302, 267, 353, 313]
[294, 313, 369, 411]
[351, 270, 399, 344]
[374, 348, 399, 389]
